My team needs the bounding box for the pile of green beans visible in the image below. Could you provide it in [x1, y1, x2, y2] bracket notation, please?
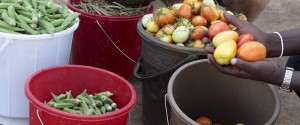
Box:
[45, 89, 119, 115]
[0, 0, 80, 35]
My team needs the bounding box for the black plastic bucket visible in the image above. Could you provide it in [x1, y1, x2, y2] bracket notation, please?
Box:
[134, 19, 207, 125]
[167, 59, 280, 125]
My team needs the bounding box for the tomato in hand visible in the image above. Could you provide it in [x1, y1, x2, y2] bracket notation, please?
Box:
[192, 15, 207, 27]
[191, 26, 206, 40]
[153, 8, 175, 27]
[195, 116, 212, 125]
[177, 4, 192, 19]
[201, 5, 219, 22]
[236, 33, 254, 48]
[208, 21, 230, 39]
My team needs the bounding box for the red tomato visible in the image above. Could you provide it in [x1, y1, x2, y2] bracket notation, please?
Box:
[191, 1, 204, 15]
[153, 8, 175, 27]
[201, 5, 219, 22]
[177, 4, 192, 19]
[192, 15, 207, 27]
[191, 26, 206, 40]
[195, 116, 212, 125]
[208, 21, 230, 39]
[237, 33, 255, 48]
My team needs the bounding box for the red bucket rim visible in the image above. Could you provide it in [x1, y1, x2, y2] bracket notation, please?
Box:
[66, 0, 153, 20]
[24, 65, 137, 121]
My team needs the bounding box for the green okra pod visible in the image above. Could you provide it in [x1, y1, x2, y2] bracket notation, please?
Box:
[29, 23, 37, 29]
[62, 99, 82, 105]
[37, 1, 52, 8]
[55, 12, 79, 32]
[57, 94, 66, 100]
[87, 94, 96, 107]
[31, 9, 38, 24]
[86, 109, 94, 115]
[38, 4, 46, 14]
[94, 106, 101, 114]
[77, 95, 91, 105]
[1, 11, 16, 26]
[111, 103, 117, 109]
[100, 95, 114, 105]
[38, 19, 54, 35]
[19, 15, 33, 23]
[96, 91, 114, 97]
[46, 5, 59, 14]
[31, 0, 37, 9]
[65, 90, 73, 99]
[46, 101, 56, 107]
[95, 100, 103, 107]
[50, 92, 60, 103]
[63, 107, 77, 114]
[7, 6, 16, 20]
[0, 3, 27, 11]
[51, 19, 63, 27]
[17, 10, 31, 18]
[100, 106, 106, 114]
[104, 103, 112, 112]
[54, 102, 75, 109]
[80, 99, 90, 114]
[0, 20, 24, 31]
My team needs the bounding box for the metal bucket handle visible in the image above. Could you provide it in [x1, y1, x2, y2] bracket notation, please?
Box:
[133, 53, 197, 79]
[96, 20, 137, 63]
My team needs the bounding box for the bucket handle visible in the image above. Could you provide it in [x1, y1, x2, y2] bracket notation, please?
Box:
[37, 109, 45, 125]
[96, 20, 137, 63]
[165, 94, 170, 125]
[0, 38, 13, 54]
[133, 54, 197, 79]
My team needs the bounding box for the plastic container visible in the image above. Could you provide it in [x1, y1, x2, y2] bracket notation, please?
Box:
[167, 59, 280, 125]
[0, 22, 79, 120]
[67, 0, 152, 79]
[133, 19, 208, 125]
[0, 116, 28, 125]
[25, 65, 136, 125]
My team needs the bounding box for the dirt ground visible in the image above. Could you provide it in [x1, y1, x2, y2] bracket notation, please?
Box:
[128, 0, 300, 125]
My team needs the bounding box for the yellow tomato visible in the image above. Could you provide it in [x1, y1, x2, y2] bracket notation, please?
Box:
[212, 30, 239, 47]
[213, 40, 237, 65]
[146, 20, 159, 33]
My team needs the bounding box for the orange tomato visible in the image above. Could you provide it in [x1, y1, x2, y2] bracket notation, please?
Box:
[177, 4, 192, 19]
[191, 1, 203, 15]
[195, 116, 212, 125]
[236, 33, 254, 48]
[192, 39, 205, 48]
[200, 5, 219, 22]
[191, 15, 207, 26]
[191, 26, 206, 40]
[237, 41, 267, 62]
[153, 8, 175, 27]
[208, 21, 230, 39]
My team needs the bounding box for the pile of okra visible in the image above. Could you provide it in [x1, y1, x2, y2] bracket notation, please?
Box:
[46, 89, 118, 115]
[0, 0, 79, 35]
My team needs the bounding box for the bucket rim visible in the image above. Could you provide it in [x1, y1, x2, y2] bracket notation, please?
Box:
[66, 0, 153, 21]
[137, 19, 208, 55]
[24, 65, 137, 121]
[0, 18, 79, 40]
[167, 59, 281, 124]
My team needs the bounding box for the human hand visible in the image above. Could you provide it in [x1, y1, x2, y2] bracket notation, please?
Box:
[207, 54, 285, 86]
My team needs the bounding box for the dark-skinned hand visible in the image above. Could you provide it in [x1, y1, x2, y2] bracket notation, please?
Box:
[202, 12, 285, 86]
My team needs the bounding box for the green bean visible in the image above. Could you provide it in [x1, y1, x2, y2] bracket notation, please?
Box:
[1, 11, 16, 26]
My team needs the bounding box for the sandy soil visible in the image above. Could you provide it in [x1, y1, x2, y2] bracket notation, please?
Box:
[129, 0, 300, 125]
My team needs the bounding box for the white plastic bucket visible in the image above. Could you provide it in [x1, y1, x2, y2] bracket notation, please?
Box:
[0, 115, 28, 125]
[0, 22, 79, 119]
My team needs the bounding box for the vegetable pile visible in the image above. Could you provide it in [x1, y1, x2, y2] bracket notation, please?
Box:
[142, 0, 267, 64]
[0, 0, 79, 35]
[195, 116, 245, 125]
[45, 89, 119, 115]
[72, 0, 151, 16]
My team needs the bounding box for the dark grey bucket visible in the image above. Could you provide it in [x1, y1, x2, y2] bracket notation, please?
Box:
[167, 59, 280, 125]
[134, 19, 208, 125]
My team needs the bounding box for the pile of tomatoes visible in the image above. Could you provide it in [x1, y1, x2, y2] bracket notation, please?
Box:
[141, 0, 267, 65]
[141, 0, 244, 49]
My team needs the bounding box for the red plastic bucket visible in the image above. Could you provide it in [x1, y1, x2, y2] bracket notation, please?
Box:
[67, 0, 153, 79]
[24, 65, 136, 125]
